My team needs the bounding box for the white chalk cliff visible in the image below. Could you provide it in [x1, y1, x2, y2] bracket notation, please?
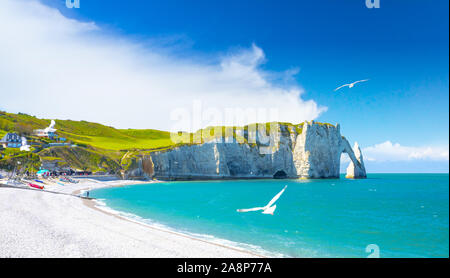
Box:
[345, 142, 367, 179]
[126, 121, 367, 180]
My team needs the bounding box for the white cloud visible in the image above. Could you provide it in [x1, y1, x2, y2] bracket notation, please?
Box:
[362, 141, 449, 162]
[340, 141, 449, 173]
[0, 0, 326, 131]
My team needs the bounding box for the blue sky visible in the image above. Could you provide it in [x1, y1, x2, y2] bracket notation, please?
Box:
[0, 0, 448, 172]
[54, 0, 449, 145]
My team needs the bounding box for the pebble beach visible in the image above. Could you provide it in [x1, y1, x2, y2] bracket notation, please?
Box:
[0, 178, 259, 258]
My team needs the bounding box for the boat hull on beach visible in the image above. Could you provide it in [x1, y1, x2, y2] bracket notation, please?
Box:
[29, 183, 44, 190]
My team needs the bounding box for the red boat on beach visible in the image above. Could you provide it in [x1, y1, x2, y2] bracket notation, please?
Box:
[29, 183, 44, 190]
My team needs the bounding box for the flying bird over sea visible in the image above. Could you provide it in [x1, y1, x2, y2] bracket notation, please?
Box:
[237, 185, 287, 215]
[334, 79, 369, 91]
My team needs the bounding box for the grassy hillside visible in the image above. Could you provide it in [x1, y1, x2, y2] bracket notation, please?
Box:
[0, 111, 176, 151]
[0, 111, 178, 173]
[38, 146, 122, 173]
[0, 111, 315, 151]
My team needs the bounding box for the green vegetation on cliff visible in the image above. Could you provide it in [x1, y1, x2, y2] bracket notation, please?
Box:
[0, 111, 176, 151]
[38, 146, 122, 173]
[0, 111, 176, 173]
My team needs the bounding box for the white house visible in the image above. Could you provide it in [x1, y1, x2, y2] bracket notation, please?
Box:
[34, 120, 57, 139]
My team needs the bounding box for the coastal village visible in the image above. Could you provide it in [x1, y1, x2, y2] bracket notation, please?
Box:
[0, 111, 180, 184]
[0, 117, 93, 181]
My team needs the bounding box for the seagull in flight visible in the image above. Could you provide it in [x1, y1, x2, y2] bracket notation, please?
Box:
[334, 79, 369, 91]
[237, 185, 287, 215]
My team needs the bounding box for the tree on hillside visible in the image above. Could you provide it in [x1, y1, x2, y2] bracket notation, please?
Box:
[15, 123, 34, 135]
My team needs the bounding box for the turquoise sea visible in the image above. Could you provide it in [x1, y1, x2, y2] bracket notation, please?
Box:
[90, 174, 449, 258]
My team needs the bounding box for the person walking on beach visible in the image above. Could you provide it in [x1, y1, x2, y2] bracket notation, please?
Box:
[86, 191, 89, 198]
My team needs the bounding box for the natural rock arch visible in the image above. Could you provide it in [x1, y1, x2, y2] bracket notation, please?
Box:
[341, 139, 366, 179]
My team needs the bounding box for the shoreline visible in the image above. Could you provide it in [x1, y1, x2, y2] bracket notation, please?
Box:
[83, 197, 268, 258]
[0, 177, 266, 258]
[72, 182, 268, 258]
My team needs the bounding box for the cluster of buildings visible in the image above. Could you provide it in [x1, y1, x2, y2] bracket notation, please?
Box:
[33, 120, 58, 140]
[0, 120, 65, 150]
[1, 120, 86, 177]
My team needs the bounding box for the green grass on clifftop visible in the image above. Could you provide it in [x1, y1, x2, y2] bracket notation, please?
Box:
[0, 111, 176, 151]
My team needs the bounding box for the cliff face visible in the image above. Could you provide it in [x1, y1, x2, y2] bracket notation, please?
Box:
[127, 122, 367, 180]
[345, 142, 367, 179]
